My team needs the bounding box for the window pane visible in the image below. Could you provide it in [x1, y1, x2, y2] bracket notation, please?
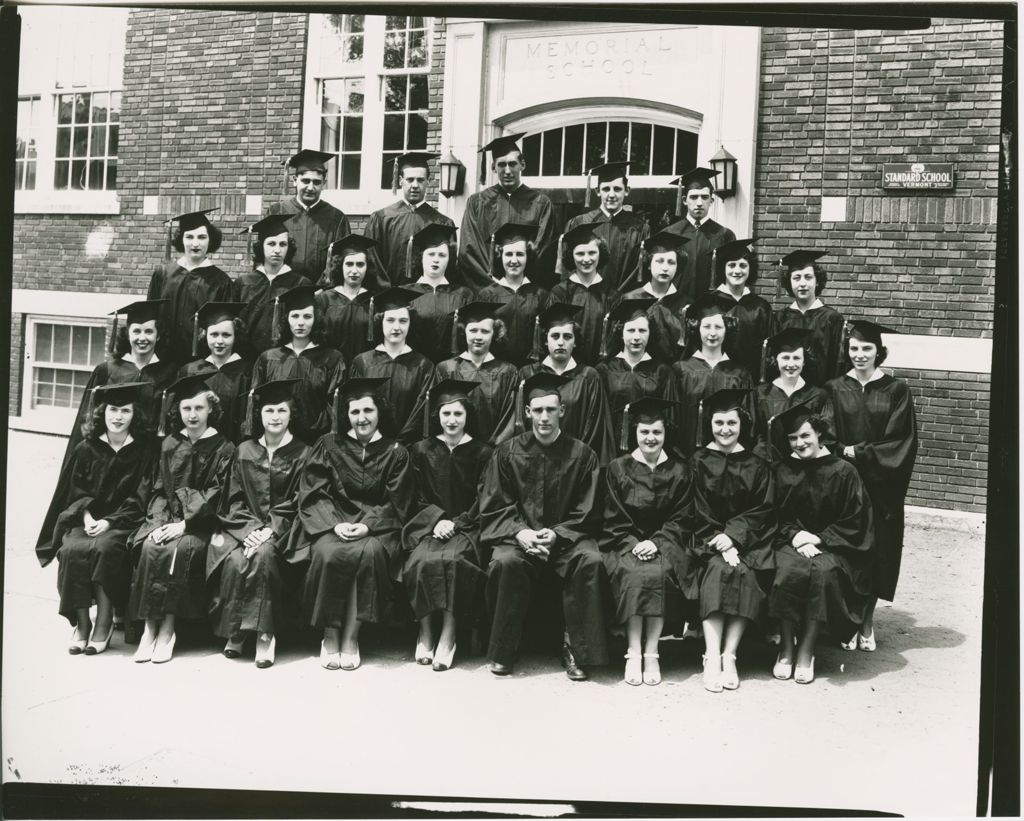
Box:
[409, 16, 424, 28]
[106, 160, 117, 190]
[53, 381, 73, 408]
[675, 130, 698, 173]
[383, 76, 406, 112]
[380, 153, 398, 189]
[349, 14, 364, 33]
[382, 114, 404, 150]
[74, 93, 90, 124]
[71, 159, 87, 189]
[34, 372, 55, 406]
[407, 114, 427, 150]
[16, 138, 26, 161]
[523, 133, 541, 172]
[541, 129, 562, 176]
[342, 116, 362, 152]
[34, 324, 53, 360]
[608, 121, 628, 162]
[70, 326, 90, 365]
[54, 161, 70, 189]
[346, 79, 364, 113]
[408, 75, 428, 110]
[53, 325, 71, 363]
[92, 92, 109, 122]
[385, 15, 405, 29]
[563, 124, 584, 176]
[320, 116, 341, 152]
[89, 327, 107, 365]
[109, 92, 121, 121]
[73, 126, 89, 157]
[321, 80, 344, 116]
[108, 125, 119, 155]
[91, 125, 107, 155]
[383, 31, 405, 69]
[345, 34, 363, 63]
[56, 128, 71, 159]
[584, 122, 607, 170]
[58, 95, 74, 125]
[88, 159, 105, 189]
[340, 155, 360, 189]
[652, 126, 675, 174]
[408, 30, 427, 68]
[629, 123, 652, 174]
[25, 161, 36, 190]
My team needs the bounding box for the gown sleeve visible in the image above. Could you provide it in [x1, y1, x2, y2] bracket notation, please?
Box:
[177, 441, 235, 534]
[297, 437, 344, 539]
[849, 383, 918, 492]
[721, 460, 774, 555]
[601, 461, 641, 554]
[550, 449, 601, 552]
[479, 446, 529, 545]
[359, 445, 415, 536]
[457, 195, 493, 291]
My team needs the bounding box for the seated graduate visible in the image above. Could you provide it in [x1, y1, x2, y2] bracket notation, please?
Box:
[251, 284, 346, 445]
[128, 373, 235, 665]
[177, 301, 251, 444]
[298, 377, 415, 672]
[769, 403, 874, 686]
[713, 238, 772, 382]
[434, 300, 519, 446]
[689, 388, 776, 693]
[550, 223, 621, 366]
[36, 382, 157, 657]
[232, 215, 313, 359]
[479, 372, 609, 681]
[622, 229, 691, 365]
[601, 397, 692, 687]
[210, 378, 310, 669]
[407, 223, 474, 364]
[476, 222, 552, 368]
[402, 379, 493, 672]
[511, 303, 615, 463]
[315, 234, 383, 365]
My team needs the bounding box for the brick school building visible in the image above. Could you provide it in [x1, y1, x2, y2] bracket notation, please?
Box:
[10, 8, 1005, 514]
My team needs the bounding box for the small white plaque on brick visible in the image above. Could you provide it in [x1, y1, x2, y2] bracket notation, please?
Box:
[820, 196, 847, 222]
[142, 195, 160, 216]
[246, 195, 263, 215]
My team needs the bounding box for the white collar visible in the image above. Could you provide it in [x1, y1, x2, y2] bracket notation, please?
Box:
[616, 351, 652, 366]
[256, 263, 292, 279]
[416, 276, 450, 287]
[376, 343, 413, 356]
[772, 375, 806, 394]
[459, 351, 495, 364]
[630, 447, 668, 467]
[495, 276, 530, 290]
[706, 441, 745, 454]
[791, 445, 832, 459]
[717, 283, 751, 299]
[436, 432, 472, 448]
[347, 429, 383, 444]
[541, 355, 577, 373]
[643, 282, 677, 298]
[295, 196, 322, 212]
[687, 214, 703, 228]
[569, 272, 603, 287]
[286, 341, 318, 353]
[334, 285, 368, 297]
[121, 352, 160, 365]
[498, 183, 523, 195]
[403, 199, 427, 210]
[259, 430, 294, 450]
[847, 368, 886, 384]
[600, 206, 624, 219]
[100, 433, 134, 448]
[789, 298, 824, 312]
[180, 426, 219, 441]
[206, 352, 242, 367]
[176, 257, 215, 271]
[692, 349, 729, 364]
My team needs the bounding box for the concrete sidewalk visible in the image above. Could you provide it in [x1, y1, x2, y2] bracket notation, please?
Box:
[2, 430, 986, 815]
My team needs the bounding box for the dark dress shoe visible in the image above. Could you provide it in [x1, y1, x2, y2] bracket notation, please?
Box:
[561, 643, 589, 681]
[488, 661, 513, 676]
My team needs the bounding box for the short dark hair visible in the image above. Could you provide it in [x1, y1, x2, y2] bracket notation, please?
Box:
[714, 250, 760, 288]
[194, 317, 248, 358]
[277, 300, 327, 346]
[370, 305, 416, 345]
[252, 234, 297, 266]
[491, 149, 524, 166]
[780, 262, 828, 297]
[342, 392, 398, 439]
[427, 396, 479, 438]
[251, 396, 297, 438]
[702, 404, 752, 448]
[490, 239, 540, 280]
[453, 316, 508, 353]
[605, 311, 658, 359]
[642, 247, 688, 279]
[683, 178, 714, 196]
[164, 389, 222, 435]
[765, 345, 818, 381]
[171, 223, 223, 255]
[410, 240, 457, 280]
[784, 412, 832, 441]
[561, 233, 610, 274]
[112, 318, 161, 357]
[82, 400, 150, 440]
[842, 333, 889, 369]
[682, 313, 737, 359]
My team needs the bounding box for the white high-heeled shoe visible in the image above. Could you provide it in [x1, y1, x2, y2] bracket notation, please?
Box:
[623, 652, 642, 686]
[255, 633, 276, 668]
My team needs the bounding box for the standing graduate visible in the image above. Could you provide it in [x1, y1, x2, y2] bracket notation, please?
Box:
[434, 301, 519, 445]
[210, 379, 310, 669]
[550, 223, 621, 367]
[128, 374, 236, 664]
[458, 133, 557, 290]
[232, 215, 313, 359]
[298, 377, 416, 671]
[364, 151, 454, 286]
[772, 249, 846, 386]
[670, 292, 754, 456]
[562, 161, 650, 293]
[176, 301, 251, 444]
[251, 285, 347, 445]
[689, 388, 776, 692]
[37, 382, 157, 656]
[407, 223, 474, 363]
[622, 230, 691, 365]
[402, 379, 492, 672]
[348, 286, 437, 446]
[601, 397, 692, 686]
[148, 209, 232, 367]
[713, 238, 772, 381]
[512, 303, 615, 463]
[769, 403, 874, 685]
[476, 222, 552, 367]
[826, 320, 918, 651]
[315, 234, 383, 365]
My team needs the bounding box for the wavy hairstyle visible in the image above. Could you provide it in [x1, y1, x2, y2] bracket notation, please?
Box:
[171, 223, 223, 255]
[81, 400, 150, 441]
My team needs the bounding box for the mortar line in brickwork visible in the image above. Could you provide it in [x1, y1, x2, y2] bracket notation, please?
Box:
[847, 31, 857, 199]
[821, 28, 830, 197]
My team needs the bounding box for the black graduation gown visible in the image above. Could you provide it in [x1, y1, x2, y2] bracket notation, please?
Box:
[622, 286, 688, 365]
[458, 185, 557, 290]
[348, 348, 436, 445]
[563, 208, 650, 292]
[128, 430, 235, 621]
[363, 200, 454, 286]
[664, 217, 737, 303]
[297, 433, 415, 625]
[209, 436, 310, 637]
[231, 268, 313, 358]
[513, 361, 615, 464]
[549, 276, 621, 367]
[315, 288, 375, 365]
[771, 453, 874, 634]
[435, 355, 519, 446]
[690, 447, 776, 620]
[251, 345, 346, 445]
[176, 357, 252, 444]
[476, 280, 552, 367]
[772, 304, 846, 386]
[265, 197, 351, 282]
[401, 436, 492, 618]
[601, 453, 692, 622]
[825, 373, 918, 601]
[718, 289, 773, 381]
[147, 260, 233, 367]
[669, 356, 755, 455]
[752, 381, 834, 463]
[408, 281, 474, 363]
[596, 355, 676, 453]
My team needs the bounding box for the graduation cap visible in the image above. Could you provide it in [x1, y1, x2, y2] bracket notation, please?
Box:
[278, 284, 317, 312]
[643, 229, 690, 255]
[618, 396, 677, 452]
[670, 167, 719, 217]
[392, 151, 439, 194]
[697, 387, 752, 449]
[423, 378, 479, 436]
[328, 233, 377, 257]
[562, 222, 601, 251]
[771, 401, 819, 437]
[287, 149, 335, 172]
[165, 209, 218, 261]
[522, 372, 572, 402]
[332, 376, 390, 434]
[241, 377, 302, 437]
[479, 132, 527, 183]
[585, 161, 630, 208]
[450, 300, 505, 354]
[716, 237, 756, 264]
[685, 291, 736, 321]
[242, 215, 291, 240]
[845, 319, 900, 347]
[780, 249, 827, 270]
[760, 327, 814, 383]
[192, 301, 246, 356]
[374, 286, 420, 313]
[167, 373, 215, 401]
[601, 297, 657, 359]
[91, 381, 148, 408]
[411, 222, 457, 250]
[531, 302, 584, 359]
[107, 299, 166, 353]
[492, 222, 538, 247]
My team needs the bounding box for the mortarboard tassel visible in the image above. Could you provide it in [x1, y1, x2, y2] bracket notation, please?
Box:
[366, 296, 375, 341]
[271, 297, 281, 347]
[530, 316, 543, 361]
[330, 388, 341, 435]
[513, 379, 526, 434]
[766, 413, 779, 464]
[619, 402, 631, 453]
[679, 304, 691, 349]
[675, 178, 684, 218]
[108, 314, 119, 354]
[164, 219, 173, 263]
[84, 386, 98, 424]
[778, 257, 786, 299]
[422, 388, 432, 438]
[620, 244, 644, 294]
[247, 229, 254, 263]
[392, 157, 400, 196]
[710, 248, 717, 285]
[404, 236, 414, 286]
[191, 311, 200, 357]
[695, 399, 705, 451]
[584, 171, 593, 209]
[450, 308, 461, 356]
[479, 153, 487, 187]
[240, 388, 255, 438]
[838, 320, 853, 376]
[759, 338, 769, 385]
[598, 311, 612, 359]
[281, 159, 290, 196]
[157, 390, 172, 438]
[553, 233, 565, 278]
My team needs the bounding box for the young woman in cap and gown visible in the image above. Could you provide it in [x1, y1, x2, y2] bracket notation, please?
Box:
[251, 285, 347, 445]
[596, 297, 676, 446]
[231, 215, 313, 359]
[175, 301, 251, 444]
[601, 397, 692, 686]
[348, 286, 437, 446]
[209, 379, 310, 669]
[669, 292, 754, 457]
[148, 209, 232, 367]
[406, 223, 474, 364]
[549, 223, 621, 367]
[825, 320, 918, 651]
[622, 230, 691, 365]
[298, 377, 415, 671]
[402, 379, 492, 671]
[769, 403, 874, 685]
[128, 374, 236, 664]
[713, 239, 773, 381]
[688, 388, 776, 692]
[511, 303, 615, 463]
[36, 382, 158, 655]
[476, 222, 552, 367]
[772, 249, 846, 386]
[315, 234, 384, 365]
[434, 301, 519, 445]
